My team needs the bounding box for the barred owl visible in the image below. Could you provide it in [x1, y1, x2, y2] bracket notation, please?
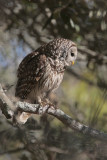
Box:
[15, 38, 77, 123]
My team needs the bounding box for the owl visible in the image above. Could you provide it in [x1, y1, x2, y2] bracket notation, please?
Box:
[15, 38, 77, 123]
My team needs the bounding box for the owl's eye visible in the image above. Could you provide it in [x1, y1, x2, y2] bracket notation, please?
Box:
[71, 52, 75, 57]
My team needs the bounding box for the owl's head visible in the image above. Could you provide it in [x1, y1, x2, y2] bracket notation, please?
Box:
[45, 38, 77, 66]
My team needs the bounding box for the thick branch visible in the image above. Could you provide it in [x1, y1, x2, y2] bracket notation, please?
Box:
[0, 84, 107, 141]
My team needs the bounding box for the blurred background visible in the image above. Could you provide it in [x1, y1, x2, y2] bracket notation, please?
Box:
[0, 0, 107, 159]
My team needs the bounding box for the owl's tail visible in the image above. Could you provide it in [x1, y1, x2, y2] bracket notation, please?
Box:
[13, 111, 31, 124]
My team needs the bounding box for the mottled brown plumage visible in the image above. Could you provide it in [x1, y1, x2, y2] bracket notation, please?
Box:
[15, 38, 77, 123]
[16, 38, 77, 102]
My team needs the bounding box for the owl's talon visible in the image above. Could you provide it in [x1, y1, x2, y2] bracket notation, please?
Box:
[40, 99, 53, 107]
[39, 99, 57, 112]
[39, 100, 47, 107]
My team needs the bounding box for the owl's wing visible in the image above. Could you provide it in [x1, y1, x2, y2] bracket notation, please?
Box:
[15, 51, 47, 99]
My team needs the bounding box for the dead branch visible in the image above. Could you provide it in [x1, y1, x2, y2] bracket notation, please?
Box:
[0, 84, 107, 141]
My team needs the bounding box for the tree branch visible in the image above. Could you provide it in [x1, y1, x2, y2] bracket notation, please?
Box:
[0, 84, 107, 141]
[0, 147, 25, 155]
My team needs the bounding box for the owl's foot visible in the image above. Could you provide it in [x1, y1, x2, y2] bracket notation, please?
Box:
[40, 99, 57, 109]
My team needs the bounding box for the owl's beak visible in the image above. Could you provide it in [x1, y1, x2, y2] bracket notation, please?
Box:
[72, 61, 75, 65]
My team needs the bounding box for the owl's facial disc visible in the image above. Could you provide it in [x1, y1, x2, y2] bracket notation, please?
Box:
[65, 46, 77, 66]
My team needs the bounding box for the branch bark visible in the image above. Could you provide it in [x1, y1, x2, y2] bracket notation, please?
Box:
[0, 84, 107, 141]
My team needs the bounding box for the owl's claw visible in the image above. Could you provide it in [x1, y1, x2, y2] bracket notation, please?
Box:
[39, 100, 46, 107]
[40, 99, 57, 109]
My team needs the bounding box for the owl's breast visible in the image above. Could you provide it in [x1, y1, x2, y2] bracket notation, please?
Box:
[39, 62, 64, 93]
[27, 59, 64, 102]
